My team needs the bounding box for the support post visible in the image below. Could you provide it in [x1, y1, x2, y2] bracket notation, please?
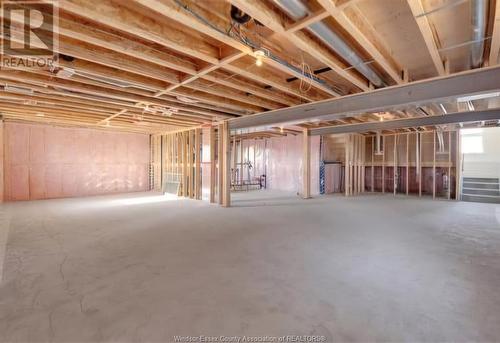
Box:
[353, 135, 357, 194]
[303, 128, 311, 199]
[433, 131, 436, 199]
[189, 130, 195, 199]
[177, 133, 182, 196]
[419, 132, 422, 197]
[448, 131, 452, 200]
[195, 128, 201, 200]
[456, 129, 461, 200]
[371, 136, 374, 192]
[232, 136, 236, 189]
[406, 133, 409, 195]
[163, 135, 168, 189]
[240, 137, 244, 188]
[362, 135, 365, 193]
[0, 120, 3, 203]
[394, 134, 397, 195]
[210, 126, 216, 203]
[183, 131, 189, 197]
[358, 135, 362, 194]
[382, 136, 385, 193]
[345, 134, 349, 196]
[218, 124, 223, 205]
[222, 121, 231, 207]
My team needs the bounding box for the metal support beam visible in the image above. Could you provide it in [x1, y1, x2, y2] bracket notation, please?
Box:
[309, 109, 500, 136]
[229, 66, 500, 129]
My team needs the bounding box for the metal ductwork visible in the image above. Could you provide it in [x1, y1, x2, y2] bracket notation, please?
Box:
[436, 130, 445, 153]
[274, 0, 385, 87]
[470, 0, 488, 68]
[375, 131, 383, 154]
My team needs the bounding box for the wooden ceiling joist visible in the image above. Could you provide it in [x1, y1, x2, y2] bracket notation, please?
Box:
[204, 71, 300, 107]
[50, 14, 299, 107]
[0, 0, 496, 133]
[131, 0, 339, 98]
[59, 0, 327, 103]
[406, 0, 446, 75]
[154, 51, 246, 97]
[0, 98, 200, 127]
[0, 70, 228, 123]
[316, 0, 404, 84]
[285, 9, 330, 34]
[489, 0, 500, 66]
[223, 60, 322, 102]
[230, 0, 370, 91]
[0, 76, 229, 120]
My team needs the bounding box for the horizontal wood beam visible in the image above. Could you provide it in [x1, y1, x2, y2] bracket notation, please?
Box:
[316, 0, 404, 84]
[284, 9, 330, 34]
[407, 0, 446, 75]
[60, 0, 326, 102]
[230, 0, 369, 91]
[489, 0, 500, 66]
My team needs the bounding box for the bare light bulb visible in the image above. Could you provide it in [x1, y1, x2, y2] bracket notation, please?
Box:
[254, 49, 265, 67]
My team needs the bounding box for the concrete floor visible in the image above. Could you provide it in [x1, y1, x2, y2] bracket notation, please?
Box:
[0, 190, 500, 342]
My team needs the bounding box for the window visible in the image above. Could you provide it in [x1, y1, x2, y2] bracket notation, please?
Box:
[461, 129, 484, 154]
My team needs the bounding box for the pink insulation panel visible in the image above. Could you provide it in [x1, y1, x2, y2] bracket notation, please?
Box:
[266, 135, 320, 195]
[242, 135, 320, 196]
[4, 122, 150, 201]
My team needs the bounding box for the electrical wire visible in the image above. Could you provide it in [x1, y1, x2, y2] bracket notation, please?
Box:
[173, 0, 338, 94]
[298, 55, 313, 93]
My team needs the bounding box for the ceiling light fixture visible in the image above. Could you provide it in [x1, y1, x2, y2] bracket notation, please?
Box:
[254, 49, 265, 67]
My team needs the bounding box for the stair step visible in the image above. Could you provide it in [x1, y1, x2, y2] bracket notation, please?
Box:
[462, 182, 500, 190]
[461, 188, 500, 196]
[461, 194, 500, 204]
[462, 177, 499, 183]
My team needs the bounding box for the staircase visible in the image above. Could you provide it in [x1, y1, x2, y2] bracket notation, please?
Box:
[461, 177, 500, 203]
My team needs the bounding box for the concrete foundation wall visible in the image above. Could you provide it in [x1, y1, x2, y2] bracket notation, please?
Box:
[3, 122, 150, 201]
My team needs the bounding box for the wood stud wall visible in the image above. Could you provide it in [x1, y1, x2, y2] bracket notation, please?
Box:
[150, 134, 162, 191]
[344, 133, 366, 196]
[150, 126, 461, 207]
[362, 130, 460, 200]
[151, 128, 206, 199]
